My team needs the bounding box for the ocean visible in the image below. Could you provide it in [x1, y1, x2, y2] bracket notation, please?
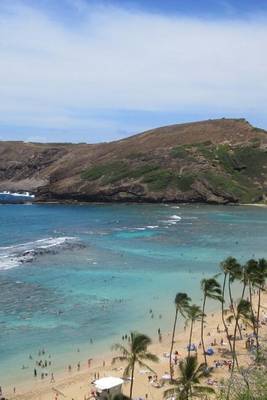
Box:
[0, 203, 266, 385]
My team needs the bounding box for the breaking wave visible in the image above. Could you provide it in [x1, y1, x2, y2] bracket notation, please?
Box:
[0, 237, 84, 271]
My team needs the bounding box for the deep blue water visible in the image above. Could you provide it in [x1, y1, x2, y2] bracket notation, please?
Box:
[0, 203, 266, 385]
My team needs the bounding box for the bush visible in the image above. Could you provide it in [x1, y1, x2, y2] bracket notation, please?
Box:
[170, 146, 190, 159]
[217, 368, 267, 400]
[143, 169, 174, 191]
[81, 161, 130, 183]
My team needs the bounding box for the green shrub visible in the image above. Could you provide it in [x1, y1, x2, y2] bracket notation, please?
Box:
[217, 369, 267, 400]
[129, 164, 160, 178]
[234, 146, 267, 177]
[201, 171, 263, 202]
[170, 146, 190, 159]
[176, 174, 195, 191]
[143, 169, 174, 191]
[195, 142, 215, 161]
[215, 144, 237, 172]
[81, 162, 161, 185]
[81, 161, 130, 183]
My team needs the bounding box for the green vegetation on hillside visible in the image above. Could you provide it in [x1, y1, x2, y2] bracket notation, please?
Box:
[81, 161, 196, 193]
[80, 142, 266, 202]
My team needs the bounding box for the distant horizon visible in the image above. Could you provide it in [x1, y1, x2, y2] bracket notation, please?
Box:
[0, 116, 265, 145]
[0, 0, 266, 142]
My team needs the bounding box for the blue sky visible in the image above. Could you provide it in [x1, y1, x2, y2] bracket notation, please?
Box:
[0, 0, 266, 143]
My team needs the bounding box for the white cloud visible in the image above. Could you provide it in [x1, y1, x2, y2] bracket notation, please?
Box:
[0, 0, 266, 139]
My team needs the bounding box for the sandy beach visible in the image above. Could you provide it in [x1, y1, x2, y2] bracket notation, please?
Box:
[2, 290, 266, 400]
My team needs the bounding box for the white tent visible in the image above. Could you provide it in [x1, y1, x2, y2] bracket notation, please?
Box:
[94, 377, 124, 400]
[94, 377, 124, 391]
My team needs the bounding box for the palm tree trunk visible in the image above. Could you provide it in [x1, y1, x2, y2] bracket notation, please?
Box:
[256, 287, 261, 357]
[231, 282, 250, 394]
[188, 320, 194, 358]
[129, 359, 135, 400]
[249, 282, 260, 355]
[201, 295, 207, 365]
[226, 280, 246, 400]
[249, 283, 257, 344]
[228, 278, 242, 338]
[233, 281, 246, 369]
[169, 308, 178, 380]
[227, 310, 239, 400]
[221, 274, 233, 355]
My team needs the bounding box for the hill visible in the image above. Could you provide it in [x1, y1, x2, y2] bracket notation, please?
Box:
[0, 118, 267, 204]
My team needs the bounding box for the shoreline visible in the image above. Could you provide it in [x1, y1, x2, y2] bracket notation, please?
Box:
[3, 291, 267, 400]
[1, 200, 267, 207]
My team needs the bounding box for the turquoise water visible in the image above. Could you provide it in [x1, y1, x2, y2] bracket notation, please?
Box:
[0, 203, 267, 385]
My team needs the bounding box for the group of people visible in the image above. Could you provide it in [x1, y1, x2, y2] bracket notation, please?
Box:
[213, 359, 232, 370]
[30, 348, 56, 382]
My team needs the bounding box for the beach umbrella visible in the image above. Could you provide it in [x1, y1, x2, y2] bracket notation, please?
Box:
[206, 348, 214, 356]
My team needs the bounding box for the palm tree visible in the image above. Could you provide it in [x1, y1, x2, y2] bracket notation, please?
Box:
[169, 293, 191, 380]
[112, 332, 158, 400]
[244, 258, 267, 357]
[220, 257, 240, 355]
[200, 277, 222, 365]
[255, 258, 267, 352]
[244, 259, 258, 341]
[185, 305, 203, 358]
[227, 299, 254, 371]
[228, 261, 243, 338]
[226, 299, 253, 400]
[164, 356, 215, 400]
[228, 263, 250, 369]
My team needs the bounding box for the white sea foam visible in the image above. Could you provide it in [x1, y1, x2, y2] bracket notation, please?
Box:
[160, 214, 182, 226]
[0, 237, 83, 271]
[162, 220, 177, 225]
[146, 225, 159, 229]
[170, 215, 182, 220]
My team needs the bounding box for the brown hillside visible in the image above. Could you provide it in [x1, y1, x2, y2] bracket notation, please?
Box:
[0, 118, 266, 204]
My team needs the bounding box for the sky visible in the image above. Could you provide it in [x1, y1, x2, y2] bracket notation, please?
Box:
[0, 0, 266, 143]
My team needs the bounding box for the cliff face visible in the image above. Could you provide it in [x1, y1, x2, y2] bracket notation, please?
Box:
[0, 118, 267, 204]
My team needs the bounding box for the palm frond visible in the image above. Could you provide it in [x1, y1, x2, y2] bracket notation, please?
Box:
[137, 360, 156, 374]
[123, 364, 132, 378]
[138, 351, 159, 363]
[163, 387, 180, 399]
[226, 314, 235, 324]
[112, 356, 128, 365]
[112, 343, 130, 356]
[192, 385, 215, 395]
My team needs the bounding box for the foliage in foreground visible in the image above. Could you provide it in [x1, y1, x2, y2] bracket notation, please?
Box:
[112, 331, 158, 400]
[217, 368, 267, 400]
[164, 355, 214, 400]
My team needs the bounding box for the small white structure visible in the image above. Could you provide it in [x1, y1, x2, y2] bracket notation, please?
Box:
[94, 377, 124, 400]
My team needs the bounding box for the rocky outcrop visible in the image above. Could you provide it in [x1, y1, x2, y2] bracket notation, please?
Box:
[0, 118, 267, 204]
